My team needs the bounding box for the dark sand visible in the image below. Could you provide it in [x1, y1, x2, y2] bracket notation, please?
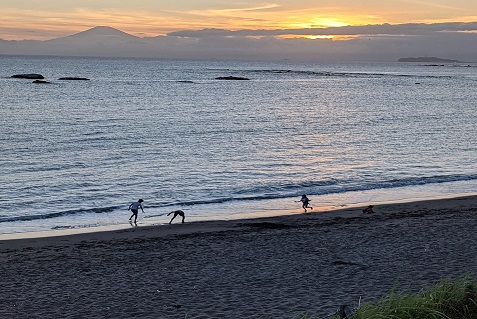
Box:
[1, 196, 477, 318]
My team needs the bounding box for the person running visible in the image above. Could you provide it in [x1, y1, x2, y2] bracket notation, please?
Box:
[299, 194, 313, 212]
[167, 210, 185, 224]
[128, 199, 144, 224]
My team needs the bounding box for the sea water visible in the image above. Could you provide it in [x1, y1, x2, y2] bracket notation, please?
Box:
[1, 55, 477, 235]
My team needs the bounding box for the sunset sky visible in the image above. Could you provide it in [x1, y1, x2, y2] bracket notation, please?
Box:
[1, 1, 477, 61]
[1, 0, 477, 40]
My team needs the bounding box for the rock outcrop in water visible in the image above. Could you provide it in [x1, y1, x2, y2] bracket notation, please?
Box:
[215, 76, 250, 80]
[11, 74, 44, 79]
[58, 77, 90, 81]
[32, 80, 51, 84]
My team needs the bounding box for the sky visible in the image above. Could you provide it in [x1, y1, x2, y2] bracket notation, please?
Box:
[1, 1, 477, 61]
[2, 0, 477, 40]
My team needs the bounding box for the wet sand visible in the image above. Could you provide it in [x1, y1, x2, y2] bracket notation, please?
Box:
[1, 195, 477, 318]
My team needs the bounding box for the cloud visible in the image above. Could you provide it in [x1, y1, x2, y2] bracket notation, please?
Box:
[167, 22, 477, 37]
[185, 3, 281, 15]
[1, 22, 477, 62]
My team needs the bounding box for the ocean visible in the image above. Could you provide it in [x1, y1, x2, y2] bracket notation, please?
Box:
[1, 55, 477, 236]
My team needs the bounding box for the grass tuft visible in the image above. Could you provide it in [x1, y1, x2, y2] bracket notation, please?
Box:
[323, 277, 477, 319]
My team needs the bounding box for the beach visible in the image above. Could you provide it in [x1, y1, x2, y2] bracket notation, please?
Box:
[1, 195, 477, 319]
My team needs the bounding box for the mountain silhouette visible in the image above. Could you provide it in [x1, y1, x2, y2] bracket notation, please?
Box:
[30, 26, 148, 57]
[46, 26, 140, 44]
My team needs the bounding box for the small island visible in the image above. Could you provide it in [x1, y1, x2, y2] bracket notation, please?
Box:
[398, 56, 462, 63]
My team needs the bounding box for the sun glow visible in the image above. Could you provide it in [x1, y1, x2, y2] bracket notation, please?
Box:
[305, 35, 334, 40]
[277, 34, 358, 41]
[280, 10, 383, 30]
[307, 35, 358, 40]
[277, 34, 333, 40]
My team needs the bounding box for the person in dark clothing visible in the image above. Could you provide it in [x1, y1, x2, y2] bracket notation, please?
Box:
[168, 210, 185, 224]
[299, 195, 313, 212]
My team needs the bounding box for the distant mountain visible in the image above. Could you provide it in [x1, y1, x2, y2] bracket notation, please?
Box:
[63, 26, 139, 40]
[12, 26, 149, 57]
[398, 56, 462, 63]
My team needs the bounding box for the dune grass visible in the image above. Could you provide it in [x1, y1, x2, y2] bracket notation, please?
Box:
[324, 277, 477, 319]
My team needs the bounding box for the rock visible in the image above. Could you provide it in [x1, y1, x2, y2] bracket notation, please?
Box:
[32, 80, 51, 84]
[11, 74, 44, 79]
[58, 77, 90, 81]
[215, 76, 250, 80]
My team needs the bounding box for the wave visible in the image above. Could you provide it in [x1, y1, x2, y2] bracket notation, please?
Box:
[0, 206, 118, 223]
[2, 173, 476, 224]
[168, 173, 477, 206]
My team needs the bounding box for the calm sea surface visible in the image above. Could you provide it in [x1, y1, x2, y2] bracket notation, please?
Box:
[1, 55, 477, 235]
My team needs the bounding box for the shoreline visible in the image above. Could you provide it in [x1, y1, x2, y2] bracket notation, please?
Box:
[1, 194, 477, 318]
[2, 182, 477, 239]
[2, 192, 476, 248]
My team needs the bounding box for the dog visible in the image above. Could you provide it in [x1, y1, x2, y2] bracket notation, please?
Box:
[362, 205, 375, 214]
